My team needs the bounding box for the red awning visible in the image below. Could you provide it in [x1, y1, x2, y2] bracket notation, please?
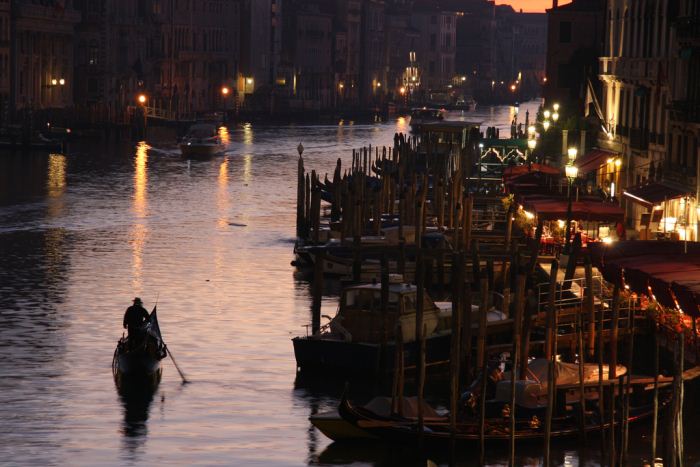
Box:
[521, 197, 624, 222]
[622, 180, 692, 206]
[503, 163, 561, 183]
[590, 241, 700, 316]
[575, 149, 616, 175]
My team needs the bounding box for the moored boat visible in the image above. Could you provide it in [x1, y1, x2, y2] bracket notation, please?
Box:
[179, 123, 224, 158]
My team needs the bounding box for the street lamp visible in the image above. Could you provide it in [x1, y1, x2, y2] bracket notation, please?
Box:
[221, 86, 230, 122]
[564, 163, 579, 254]
[544, 110, 551, 119]
[567, 147, 578, 163]
[137, 94, 147, 105]
[553, 103, 560, 112]
[527, 138, 537, 151]
[552, 111, 560, 122]
[543, 120, 551, 131]
[528, 125, 536, 137]
[59, 78, 65, 86]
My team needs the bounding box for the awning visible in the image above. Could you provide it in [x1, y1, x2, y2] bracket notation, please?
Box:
[522, 197, 624, 222]
[622, 180, 693, 206]
[590, 241, 700, 316]
[503, 163, 561, 184]
[575, 149, 616, 175]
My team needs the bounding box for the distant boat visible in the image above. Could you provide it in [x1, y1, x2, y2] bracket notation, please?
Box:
[409, 107, 445, 133]
[179, 123, 224, 158]
[112, 309, 167, 390]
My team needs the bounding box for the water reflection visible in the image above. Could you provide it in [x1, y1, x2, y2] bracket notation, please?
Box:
[130, 142, 149, 292]
[242, 123, 253, 145]
[218, 126, 231, 146]
[217, 158, 230, 229]
[118, 386, 157, 462]
[133, 142, 149, 219]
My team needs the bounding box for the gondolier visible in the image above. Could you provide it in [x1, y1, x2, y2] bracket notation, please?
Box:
[123, 297, 149, 343]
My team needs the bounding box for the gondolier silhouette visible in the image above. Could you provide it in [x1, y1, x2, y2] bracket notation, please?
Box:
[123, 297, 150, 346]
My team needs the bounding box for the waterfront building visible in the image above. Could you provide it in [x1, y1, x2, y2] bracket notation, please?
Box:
[544, 0, 605, 111]
[410, 0, 457, 92]
[595, 0, 700, 240]
[0, 0, 9, 124]
[11, 0, 80, 113]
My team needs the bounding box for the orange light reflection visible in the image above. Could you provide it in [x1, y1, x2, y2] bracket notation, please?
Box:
[217, 158, 230, 228]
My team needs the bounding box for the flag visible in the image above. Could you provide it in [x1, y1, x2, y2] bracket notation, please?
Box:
[148, 306, 163, 342]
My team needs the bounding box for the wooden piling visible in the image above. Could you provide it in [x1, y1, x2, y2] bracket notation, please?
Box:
[510, 272, 527, 466]
[296, 155, 305, 238]
[476, 277, 489, 374]
[311, 251, 324, 335]
[415, 252, 425, 446]
[449, 252, 463, 438]
[544, 260, 559, 466]
[464, 195, 473, 252]
[380, 254, 389, 372]
[584, 254, 595, 358]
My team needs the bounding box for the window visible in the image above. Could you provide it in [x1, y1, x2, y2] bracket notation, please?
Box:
[559, 21, 572, 43]
[430, 34, 436, 51]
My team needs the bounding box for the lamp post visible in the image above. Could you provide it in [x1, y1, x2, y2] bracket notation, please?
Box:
[221, 86, 230, 123]
[564, 160, 579, 254]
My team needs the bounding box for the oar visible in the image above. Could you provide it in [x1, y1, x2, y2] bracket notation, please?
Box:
[151, 296, 189, 384]
[165, 344, 189, 384]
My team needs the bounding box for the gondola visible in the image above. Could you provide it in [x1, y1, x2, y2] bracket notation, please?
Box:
[112, 309, 167, 390]
[332, 376, 673, 446]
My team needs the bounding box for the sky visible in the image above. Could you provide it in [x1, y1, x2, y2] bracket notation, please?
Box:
[497, 0, 572, 13]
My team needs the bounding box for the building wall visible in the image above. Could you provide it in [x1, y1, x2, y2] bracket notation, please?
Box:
[597, 0, 700, 236]
[12, 0, 80, 111]
[410, 8, 456, 91]
[0, 0, 10, 122]
[544, 0, 605, 111]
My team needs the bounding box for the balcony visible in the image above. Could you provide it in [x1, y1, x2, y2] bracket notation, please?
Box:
[671, 100, 700, 124]
[629, 128, 649, 151]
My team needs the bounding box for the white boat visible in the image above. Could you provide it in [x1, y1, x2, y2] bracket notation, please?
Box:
[179, 123, 224, 158]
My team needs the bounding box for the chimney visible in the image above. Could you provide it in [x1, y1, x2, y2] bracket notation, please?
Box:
[553, 0, 558, 8]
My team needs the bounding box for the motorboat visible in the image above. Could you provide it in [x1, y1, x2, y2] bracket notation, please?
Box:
[409, 107, 445, 133]
[179, 123, 224, 158]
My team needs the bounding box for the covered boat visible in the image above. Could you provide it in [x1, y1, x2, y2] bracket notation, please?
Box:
[292, 278, 451, 375]
[112, 309, 167, 390]
[409, 107, 444, 133]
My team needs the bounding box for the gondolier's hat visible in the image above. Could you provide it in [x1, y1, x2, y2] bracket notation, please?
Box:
[133, 297, 142, 304]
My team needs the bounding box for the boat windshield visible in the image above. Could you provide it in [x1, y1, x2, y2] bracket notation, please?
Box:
[187, 125, 217, 138]
[344, 289, 400, 311]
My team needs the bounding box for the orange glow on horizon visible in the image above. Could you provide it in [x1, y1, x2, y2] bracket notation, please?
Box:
[495, 0, 572, 12]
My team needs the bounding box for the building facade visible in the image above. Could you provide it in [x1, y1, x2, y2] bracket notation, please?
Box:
[12, 0, 80, 112]
[595, 0, 700, 240]
[544, 0, 605, 111]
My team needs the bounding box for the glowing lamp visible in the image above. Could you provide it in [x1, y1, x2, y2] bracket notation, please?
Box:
[221, 86, 230, 95]
[565, 164, 579, 180]
[553, 103, 560, 112]
[51, 78, 58, 86]
[544, 110, 551, 119]
[567, 147, 578, 162]
[543, 120, 550, 131]
[59, 78, 65, 86]
[527, 139, 537, 150]
[527, 125, 536, 136]
[552, 112, 559, 122]
[137, 94, 147, 104]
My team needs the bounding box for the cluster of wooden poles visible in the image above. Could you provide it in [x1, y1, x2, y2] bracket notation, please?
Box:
[294, 134, 688, 466]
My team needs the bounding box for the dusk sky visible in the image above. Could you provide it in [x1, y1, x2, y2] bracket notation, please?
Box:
[497, 0, 571, 12]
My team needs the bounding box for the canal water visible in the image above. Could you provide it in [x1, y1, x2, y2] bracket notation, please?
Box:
[1, 100, 695, 466]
